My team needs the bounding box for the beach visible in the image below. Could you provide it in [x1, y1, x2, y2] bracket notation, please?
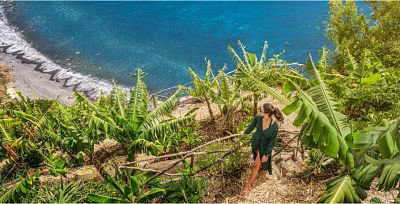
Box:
[0, 51, 76, 104]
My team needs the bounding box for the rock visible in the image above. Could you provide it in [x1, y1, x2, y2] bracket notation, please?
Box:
[178, 96, 202, 106]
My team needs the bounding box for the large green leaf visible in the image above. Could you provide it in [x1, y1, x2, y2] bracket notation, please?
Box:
[86, 194, 128, 203]
[130, 176, 141, 195]
[305, 56, 351, 138]
[282, 80, 354, 167]
[344, 48, 358, 75]
[136, 188, 166, 203]
[352, 163, 380, 190]
[141, 88, 182, 130]
[378, 163, 400, 191]
[318, 176, 363, 203]
[364, 154, 400, 191]
[128, 68, 148, 127]
[0, 176, 36, 203]
[352, 117, 400, 158]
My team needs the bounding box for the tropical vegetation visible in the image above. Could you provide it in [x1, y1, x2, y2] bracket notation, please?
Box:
[1, 0, 400, 203]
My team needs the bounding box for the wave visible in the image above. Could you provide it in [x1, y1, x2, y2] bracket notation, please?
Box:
[0, 4, 115, 100]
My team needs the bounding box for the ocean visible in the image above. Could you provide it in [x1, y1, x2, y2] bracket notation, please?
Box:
[1, 1, 331, 93]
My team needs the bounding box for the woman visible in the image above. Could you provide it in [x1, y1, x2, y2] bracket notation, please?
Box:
[239, 102, 284, 197]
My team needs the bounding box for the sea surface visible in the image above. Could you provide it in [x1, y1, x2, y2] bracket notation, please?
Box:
[2, 1, 332, 92]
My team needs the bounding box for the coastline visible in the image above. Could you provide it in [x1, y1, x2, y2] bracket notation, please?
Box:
[0, 51, 76, 104]
[0, 5, 114, 104]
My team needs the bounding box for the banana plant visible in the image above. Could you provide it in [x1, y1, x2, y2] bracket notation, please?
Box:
[0, 94, 57, 167]
[318, 117, 400, 203]
[87, 175, 166, 203]
[282, 55, 354, 167]
[0, 172, 39, 203]
[229, 40, 285, 116]
[344, 48, 384, 87]
[212, 69, 243, 131]
[186, 60, 218, 121]
[74, 68, 195, 161]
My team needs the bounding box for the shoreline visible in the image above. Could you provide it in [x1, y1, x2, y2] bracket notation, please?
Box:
[0, 51, 76, 105]
[0, 5, 114, 103]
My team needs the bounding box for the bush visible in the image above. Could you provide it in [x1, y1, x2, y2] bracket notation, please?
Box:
[326, 1, 400, 68]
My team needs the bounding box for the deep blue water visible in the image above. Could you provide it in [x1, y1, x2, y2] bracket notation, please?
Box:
[6, 1, 331, 91]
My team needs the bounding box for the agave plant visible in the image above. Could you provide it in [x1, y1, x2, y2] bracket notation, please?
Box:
[186, 60, 218, 121]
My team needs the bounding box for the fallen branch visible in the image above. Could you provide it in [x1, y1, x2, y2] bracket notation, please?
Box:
[118, 166, 181, 176]
[124, 134, 241, 166]
[273, 134, 299, 157]
[189, 141, 251, 176]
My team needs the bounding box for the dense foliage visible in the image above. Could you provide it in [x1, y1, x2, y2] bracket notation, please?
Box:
[327, 1, 400, 68]
[1, 1, 400, 202]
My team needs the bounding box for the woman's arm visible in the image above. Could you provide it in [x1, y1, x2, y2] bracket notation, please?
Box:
[243, 116, 257, 134]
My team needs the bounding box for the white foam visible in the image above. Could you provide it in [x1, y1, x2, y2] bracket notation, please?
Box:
[0, 5, 120, 99]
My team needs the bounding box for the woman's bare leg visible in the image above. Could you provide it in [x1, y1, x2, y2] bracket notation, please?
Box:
[240, 151, 262, 197]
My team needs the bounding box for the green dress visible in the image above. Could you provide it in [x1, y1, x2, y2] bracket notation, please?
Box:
[244, 114, 279, 175]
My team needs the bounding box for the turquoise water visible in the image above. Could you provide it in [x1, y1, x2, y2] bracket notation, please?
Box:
[5, 1, 331, 91]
